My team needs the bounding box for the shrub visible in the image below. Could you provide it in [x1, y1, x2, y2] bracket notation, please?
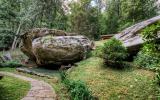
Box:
[155, 71, 160, 86]
[141, 21, 160, 42]
[67, 80, 94, 100]
[134, 44, 160, 68]
[60, 71, 94, 100]
[103, 38, 128, 68]
[0, 60, 22, 68]
[134, 21, 160, 68]
[134, 51, 160, 68]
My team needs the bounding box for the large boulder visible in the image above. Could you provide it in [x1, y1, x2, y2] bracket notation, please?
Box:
[20, 28, 93, 66]
[114, 15, 160, 53]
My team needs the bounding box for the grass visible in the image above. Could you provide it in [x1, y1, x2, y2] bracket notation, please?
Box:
[95, 40, 106, 47]
[0, 76, 30, 100]
[68, 57, 157, 100]
[0, 68, 16, 72]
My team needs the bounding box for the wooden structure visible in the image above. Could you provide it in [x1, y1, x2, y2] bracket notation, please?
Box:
[100, 34, 115, 40]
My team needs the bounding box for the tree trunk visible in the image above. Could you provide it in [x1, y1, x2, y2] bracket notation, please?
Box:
[11, 22, 22, 50]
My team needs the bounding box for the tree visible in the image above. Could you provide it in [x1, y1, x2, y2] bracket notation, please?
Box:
[0, 0, 67, 49]
[11, 0, 66, 49]
[0, 0, 20, 49]
[69, 0, 100, 39]
[120, 0, 157, 24]
[100, 0, 158, 34]
[99, 0, 120, 34]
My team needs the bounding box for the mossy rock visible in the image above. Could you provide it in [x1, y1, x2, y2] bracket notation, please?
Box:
[20, 28, 94, 66]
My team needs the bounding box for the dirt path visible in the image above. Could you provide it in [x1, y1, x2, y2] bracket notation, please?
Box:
[0, 72, 57, 100]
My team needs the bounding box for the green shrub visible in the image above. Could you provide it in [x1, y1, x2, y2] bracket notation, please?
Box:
[134, 44, 160, 68]
[103, 38, 128, 68]
[0, 60, 22, 68]
[67, 80, 94, 100]
[141, 21, 160, 42]
[134, 51, 160, 68]
[155, 71, 160, 86]
[134, 21, 160, 68]
[60, 71, 94, 100]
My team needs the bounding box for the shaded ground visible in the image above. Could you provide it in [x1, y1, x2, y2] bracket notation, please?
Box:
[68, 57, 157, 100]
[0, 76, 30, 100]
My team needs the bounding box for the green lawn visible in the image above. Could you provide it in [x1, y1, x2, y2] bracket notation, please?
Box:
[68, 57, 158, 100]
[0, 76, 30, 100]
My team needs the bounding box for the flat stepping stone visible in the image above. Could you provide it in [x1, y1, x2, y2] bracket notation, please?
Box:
[0, 72, 57, 100]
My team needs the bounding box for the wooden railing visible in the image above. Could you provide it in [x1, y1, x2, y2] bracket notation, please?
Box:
[100, 34, 115, 40]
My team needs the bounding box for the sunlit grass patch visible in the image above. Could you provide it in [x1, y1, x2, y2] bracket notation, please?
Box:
[0, 76, 30, 100]
[68, 57, 157, 99]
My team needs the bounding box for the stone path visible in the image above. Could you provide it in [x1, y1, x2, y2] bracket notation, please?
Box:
[0, 72, 57, 100]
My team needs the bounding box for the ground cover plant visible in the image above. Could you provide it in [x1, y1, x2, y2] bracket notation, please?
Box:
[60, 71, 94, 100]
[134, 44, 160, 68]
[0, 60, 22, 68]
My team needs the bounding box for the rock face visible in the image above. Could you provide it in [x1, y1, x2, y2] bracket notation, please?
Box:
[20, 28, 93, 66]
[114, 15, 160, 53]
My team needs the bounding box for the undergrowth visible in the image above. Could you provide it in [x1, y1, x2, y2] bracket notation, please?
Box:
[60, 71, 95, 100]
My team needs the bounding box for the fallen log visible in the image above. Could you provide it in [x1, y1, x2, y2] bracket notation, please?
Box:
[114, 15, 160, 53]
